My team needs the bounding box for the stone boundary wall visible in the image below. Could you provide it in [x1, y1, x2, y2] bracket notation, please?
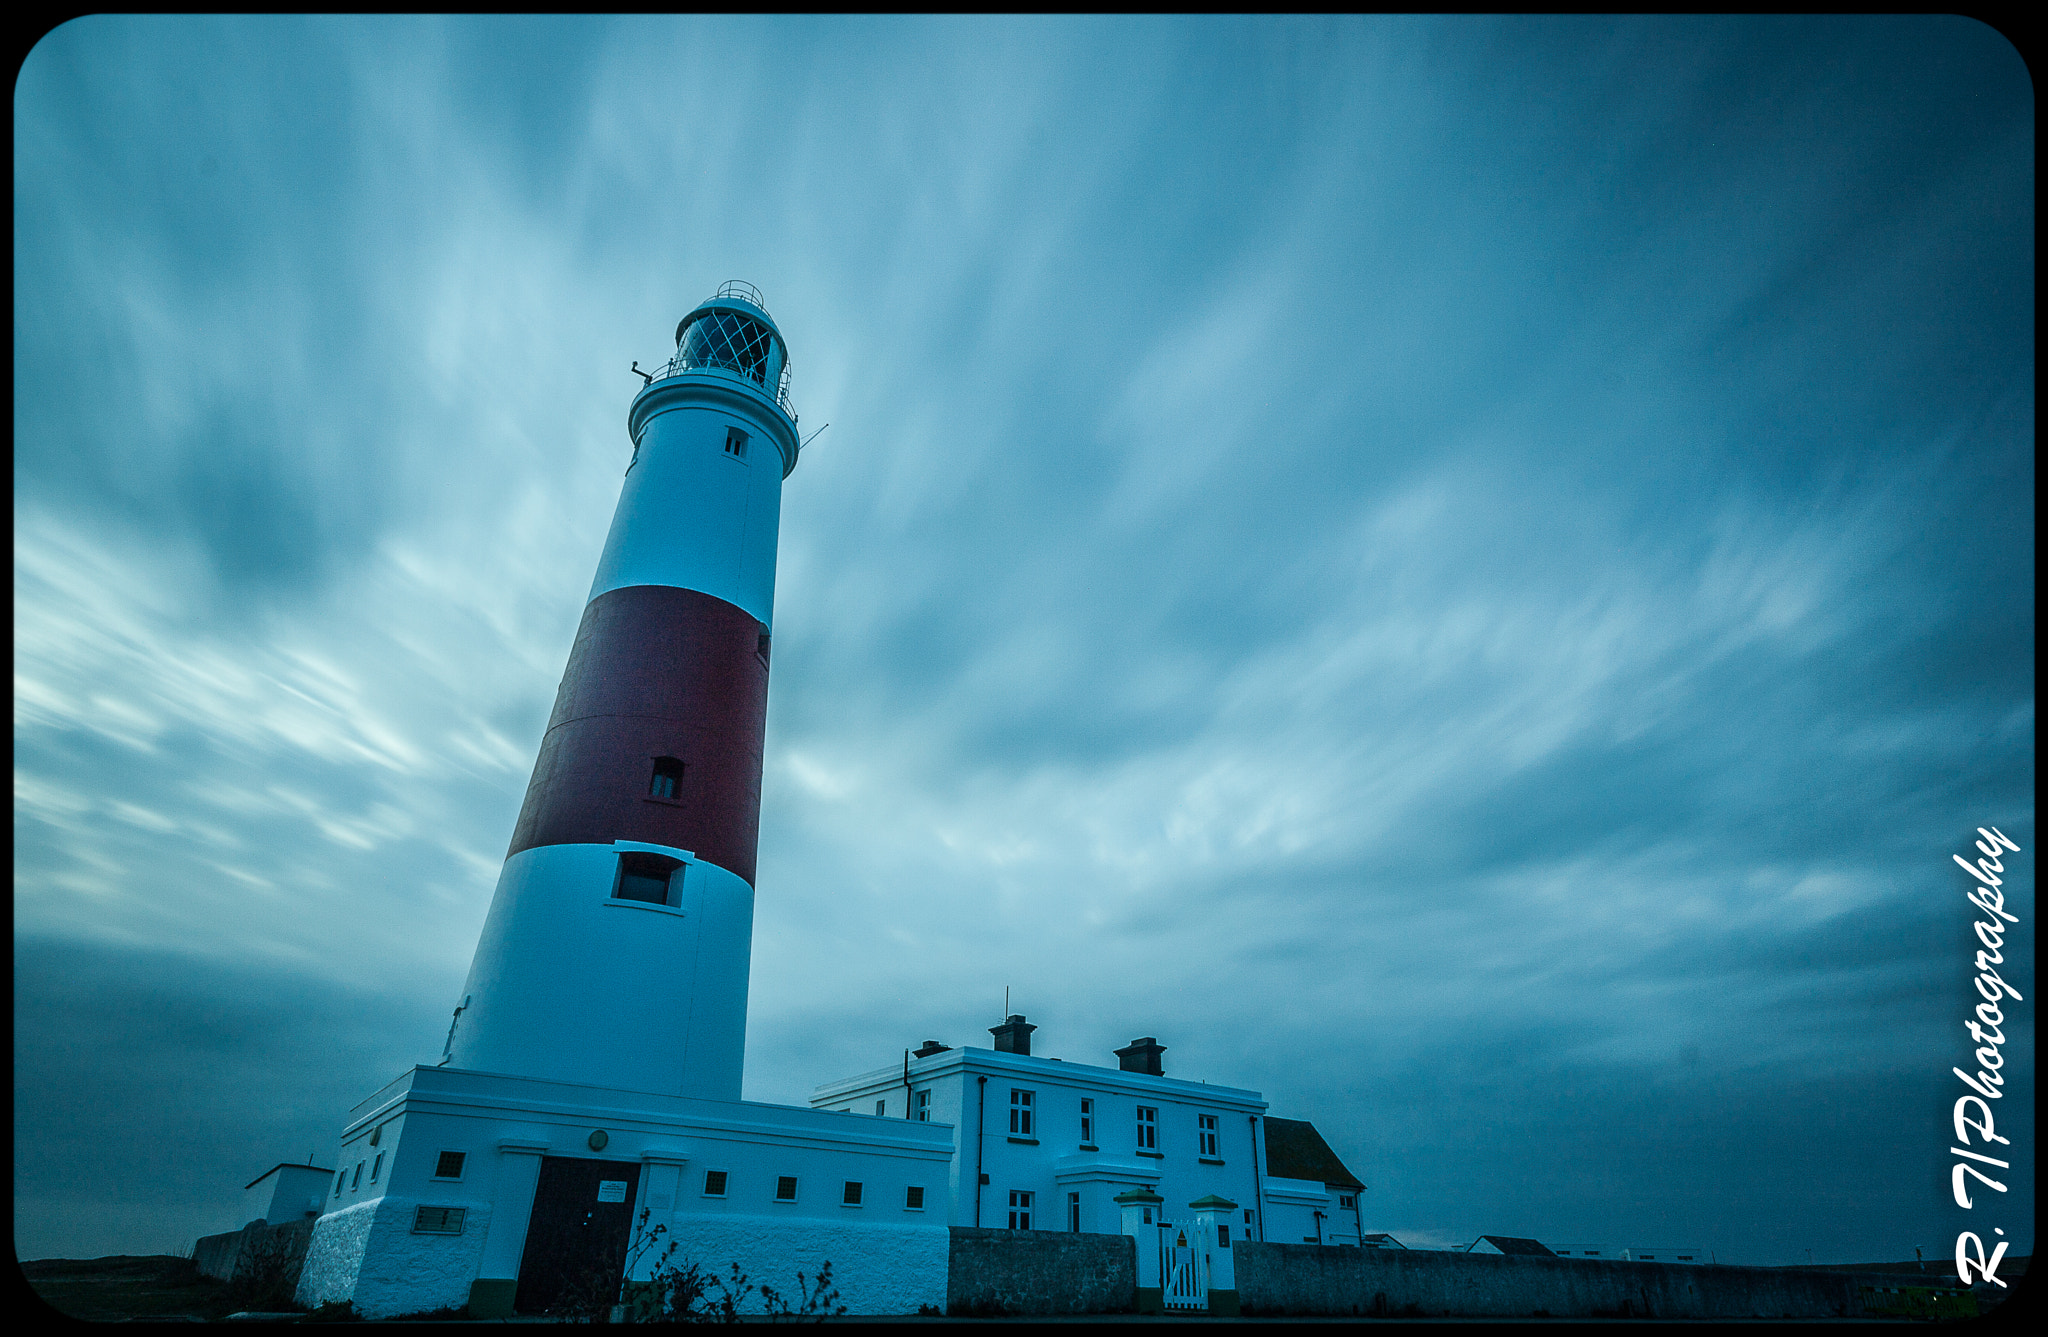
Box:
[946, 1227, 1135, 1317]
[1233, 1243, 1967, 1319]
[191, 1217, 317, 1288]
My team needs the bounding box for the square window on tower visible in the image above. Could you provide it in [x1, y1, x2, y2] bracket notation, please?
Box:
[614, 851, 683, 906]
[649, 756, 684, 800]
[725, 427, 749, 459]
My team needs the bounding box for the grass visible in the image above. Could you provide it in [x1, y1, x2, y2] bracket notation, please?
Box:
[22, 1254, 242, 1322]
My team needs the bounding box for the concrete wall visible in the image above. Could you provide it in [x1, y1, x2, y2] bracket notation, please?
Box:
[1232, 1243, 1964, 1319]
[946, 1227, 1135, 1316]
[192, 1216, 317, 1289]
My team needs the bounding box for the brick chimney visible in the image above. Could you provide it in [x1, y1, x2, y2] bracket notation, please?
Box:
[989, 1015, 1036, 1056]
[1114, 1036, 1165, 1076]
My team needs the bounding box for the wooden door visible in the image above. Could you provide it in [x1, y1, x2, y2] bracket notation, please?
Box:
[514, 1157, 642, 1316]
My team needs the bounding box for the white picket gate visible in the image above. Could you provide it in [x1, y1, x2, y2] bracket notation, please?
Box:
[1160, 1221, 1206, 1311]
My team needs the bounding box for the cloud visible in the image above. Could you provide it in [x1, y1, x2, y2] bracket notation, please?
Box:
[11, 14, 2032, 1265]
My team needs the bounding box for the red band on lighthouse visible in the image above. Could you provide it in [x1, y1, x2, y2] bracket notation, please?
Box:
[508, 583, 769, 885]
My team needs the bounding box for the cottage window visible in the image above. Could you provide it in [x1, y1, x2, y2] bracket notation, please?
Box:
[1008, 1190, 1033, 1230]
[1198, 1113, 1218, 1157]
[1009, 1089, 1034, 1136]
[915, 1089, 931, 1122]
[1068, 1191, 1081, 1232]
[1136, 1106, 1157, 1150]
[1079, 1098, 1093, 1145]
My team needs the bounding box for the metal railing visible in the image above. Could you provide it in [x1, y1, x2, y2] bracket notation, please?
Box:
[646, 357, 797, 425]
[712, 279, 768, 317]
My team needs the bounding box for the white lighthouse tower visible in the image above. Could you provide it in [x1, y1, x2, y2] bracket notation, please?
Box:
[444, 281, 800, 1100]
[294, 285, 953, 1320]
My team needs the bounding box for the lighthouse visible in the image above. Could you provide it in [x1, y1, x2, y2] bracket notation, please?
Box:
[297, 288, 952, 1320]
[441, 282, 800, 1100]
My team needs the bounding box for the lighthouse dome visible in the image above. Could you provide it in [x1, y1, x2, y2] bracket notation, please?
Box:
[670, 281, 790, 416]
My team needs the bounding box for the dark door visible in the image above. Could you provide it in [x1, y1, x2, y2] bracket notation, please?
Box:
[514, 1157, 642, 1316]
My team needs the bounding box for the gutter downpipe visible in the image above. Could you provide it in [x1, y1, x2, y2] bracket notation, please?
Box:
[975, 1075, 988, 1227]
[1249, 1115, 1267, 1243]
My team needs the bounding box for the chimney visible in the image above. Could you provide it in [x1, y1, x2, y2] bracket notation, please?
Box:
[912, 1040, 951, 1058]
[989, 1015, 1037, 1056]
[1114, 1036, 1166, 1076]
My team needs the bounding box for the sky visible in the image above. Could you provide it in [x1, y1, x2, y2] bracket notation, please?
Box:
[12, 15, 2034, 1270]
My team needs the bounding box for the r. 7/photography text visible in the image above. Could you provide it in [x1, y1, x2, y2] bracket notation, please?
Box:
[1949, 826, 2022, 1289]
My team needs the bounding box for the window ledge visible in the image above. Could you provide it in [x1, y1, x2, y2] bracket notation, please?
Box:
[642, 796, 686, 808]
[1136, 1150, 1164, 1159]
[1199, 1157, 1225, 1165]
[1077, 1144, 1099, 1153]
[1007, 1136, 1040, 1145]
[605, 898, 686, 918]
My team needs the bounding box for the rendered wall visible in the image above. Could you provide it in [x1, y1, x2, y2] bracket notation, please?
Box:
[945, 1227, 1136, 1317]
[1231, 1243, 1962, 1319]
[639, 1212, 949, 1316]
[295, 1196, 491, 1319]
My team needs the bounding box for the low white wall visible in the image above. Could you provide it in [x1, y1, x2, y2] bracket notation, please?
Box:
[296, 1200, 375, 1309]
[641, 1212, 949, 1316]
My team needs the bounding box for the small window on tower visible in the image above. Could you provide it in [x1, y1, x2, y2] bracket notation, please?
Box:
[703, 1170, 728, 1197]
[842, 1181, 863, 1206]
[756, 631, 771, 666]
[649, 756, 684, 800]
[905, 1186, 925, 1210]
[725, 427, 749, 459]
[615, 852, 683, 906]
[434, 1151, 466, 1180]
[775, 1176, 799, 1202]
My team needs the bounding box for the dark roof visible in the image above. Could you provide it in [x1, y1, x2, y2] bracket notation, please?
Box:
[1261, 1117, 1363, 1190]
[1363, 1233, 1407, 1249]
[244, 1162, 334, 1190]
[1474, 1236, 1556, 1256]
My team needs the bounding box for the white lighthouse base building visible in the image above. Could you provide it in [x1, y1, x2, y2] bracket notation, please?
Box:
[294, 1065, 954, 1319]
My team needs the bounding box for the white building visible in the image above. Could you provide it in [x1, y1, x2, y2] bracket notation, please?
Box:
[238, 1162, 335, 1231]
[810, 1016, 1369, 1249]
[1548, 1242, 1707, 1263]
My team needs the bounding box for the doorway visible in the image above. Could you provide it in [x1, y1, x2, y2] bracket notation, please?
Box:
[514, 1157, 642, 1316]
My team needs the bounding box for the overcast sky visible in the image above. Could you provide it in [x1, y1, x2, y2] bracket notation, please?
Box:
[14, 15, 2033, 1268]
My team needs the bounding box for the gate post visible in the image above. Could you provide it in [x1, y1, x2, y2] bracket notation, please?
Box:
[1189, 1195, 1240, 1315]
[1115, 1187, 1166, 1314]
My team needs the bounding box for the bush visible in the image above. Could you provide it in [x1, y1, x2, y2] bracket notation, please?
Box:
[226, 1230, 307, 1313]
